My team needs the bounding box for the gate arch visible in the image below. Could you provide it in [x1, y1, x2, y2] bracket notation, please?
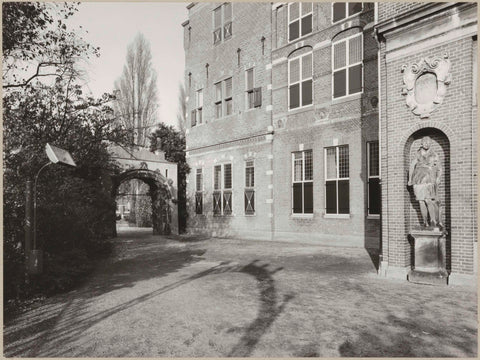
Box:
[112, 169, 174, 235]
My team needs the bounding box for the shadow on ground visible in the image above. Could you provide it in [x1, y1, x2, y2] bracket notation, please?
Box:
[338, 309, 478, 357]
[3, 230, 292, 358]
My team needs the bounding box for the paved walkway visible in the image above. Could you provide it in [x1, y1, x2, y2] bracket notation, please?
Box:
[3, 228, 477, 357]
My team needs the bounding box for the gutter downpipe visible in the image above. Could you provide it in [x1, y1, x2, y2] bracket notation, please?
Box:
[374, 3, 387, 276]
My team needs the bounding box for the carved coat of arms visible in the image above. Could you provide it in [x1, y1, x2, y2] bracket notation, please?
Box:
[401, 54, 452, 118]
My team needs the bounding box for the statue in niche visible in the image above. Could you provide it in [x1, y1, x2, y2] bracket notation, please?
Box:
[408, 136, 443, 229]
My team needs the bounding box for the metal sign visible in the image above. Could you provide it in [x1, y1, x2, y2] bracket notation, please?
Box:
[45, 143, 76, 167]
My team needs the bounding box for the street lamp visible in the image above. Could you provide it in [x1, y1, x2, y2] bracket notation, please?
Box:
[27, 143, 76, 275]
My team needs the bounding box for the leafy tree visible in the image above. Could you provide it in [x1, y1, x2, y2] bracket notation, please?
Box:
[3, 3, 128, 303]
[149, 124, 190, 233]
[114, 33, 158, 147]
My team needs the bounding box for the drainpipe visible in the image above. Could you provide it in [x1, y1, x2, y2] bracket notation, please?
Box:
[374, 3, 388, 276]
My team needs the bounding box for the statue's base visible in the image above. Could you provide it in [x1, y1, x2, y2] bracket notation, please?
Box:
[408, 228, 448, 286]
[408, 269, 448, 285]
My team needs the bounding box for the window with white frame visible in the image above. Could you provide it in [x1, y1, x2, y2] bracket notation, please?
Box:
[332, 2, 362, 23]
[195, 168, 203, 215]
[214, 78, 233, 118]
[191, 89, 203, 127]
[213, 3, 233, 44]
[325, 145, 349, 214]
[367, 141, 380, 216]
[213, 163, 232, 216]
[245, 68, 262, 110]
[292, 150, 313, 214]
[244, 160, 255, 215]
[289, 52, 313, 110]
[288, 2, 313, 42]
[332, 33, 363, 99]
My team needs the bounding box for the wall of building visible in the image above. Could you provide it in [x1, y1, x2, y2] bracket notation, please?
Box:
[377, 3, 477, 279]
[184, 3, 274, 240]
[270, 3, 379, 248]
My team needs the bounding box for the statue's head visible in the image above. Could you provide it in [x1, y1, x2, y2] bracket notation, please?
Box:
[421, 136, 432, 150]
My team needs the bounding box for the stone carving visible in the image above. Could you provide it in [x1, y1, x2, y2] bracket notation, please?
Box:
[408, 136, 443, 229]
[401, 54, 451, 118]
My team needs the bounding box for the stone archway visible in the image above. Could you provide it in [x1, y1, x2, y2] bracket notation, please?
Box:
[112, 169, 174, 236]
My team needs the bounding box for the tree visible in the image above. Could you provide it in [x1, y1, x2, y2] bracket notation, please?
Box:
[114, 33, 158, 147]
[2, 2, 99, 89]
[3, 3, 128, 303]
[177, 82, 187, 135]
[150, 124, 190, 233]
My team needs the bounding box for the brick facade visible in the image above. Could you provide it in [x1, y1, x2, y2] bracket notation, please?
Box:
[182, 2, 477, 283]
[376, 2, 478, 282]
[183, 2, 380, 248]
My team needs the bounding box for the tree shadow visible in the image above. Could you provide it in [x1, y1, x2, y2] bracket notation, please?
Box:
[4, 252, 292, 357]
[338, 312, 477, 357]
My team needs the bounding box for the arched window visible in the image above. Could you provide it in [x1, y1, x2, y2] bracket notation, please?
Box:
[288, 51, 313, 110]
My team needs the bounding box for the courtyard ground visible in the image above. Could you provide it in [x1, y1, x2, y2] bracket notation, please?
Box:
[3, 228, 477, 357]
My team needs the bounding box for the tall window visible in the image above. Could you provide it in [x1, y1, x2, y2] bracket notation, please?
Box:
[367, 141, 380, 216]
[213, 3, 233, 44]
[214, 78, 233, 118]
[325, 145, 349, 214]
[245, 68, 262, 109]
[195, 168, 203, 215]
[292, 150, 313, 214]
[332, 33, 363, 99]
[225, 77, 233, 115]
[244, 160, 255, 215]
[213, 164, 232, 216]
[215, 82, 222, 118]
[332, 3, 362, 23]
[289, 52, 313, 110]
[288, 2, 313, 42]
[191, 89, 203, 127]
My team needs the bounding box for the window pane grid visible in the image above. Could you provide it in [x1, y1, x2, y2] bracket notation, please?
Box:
[224, 164, 232, 189]
[333, 2, 362, 23]
[333, 34, 363, 98]
[368, 141, 379, 177]
[196, 168, 203, 191]
[245, 161, 254, 188]
[338, 145, 349, 179]
[214, 165, 221, 190]
[289, 3, 313, 41]
[289, 53, 313, 109]
[304, 150, 313, 181]
[325, 145, 349, 214]
[292, 150, 313, 214]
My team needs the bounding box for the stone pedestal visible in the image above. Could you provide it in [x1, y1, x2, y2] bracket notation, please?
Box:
[408, 228, 448, 285]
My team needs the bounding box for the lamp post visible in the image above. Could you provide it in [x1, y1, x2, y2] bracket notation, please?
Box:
[26, 143, 76, 274]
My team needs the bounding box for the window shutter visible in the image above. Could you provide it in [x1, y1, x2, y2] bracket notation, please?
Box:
[292, 183, 303, 213]
[191, 110, 196, 127]
[333, 41, 346, 70]
[246, 69, 254, 91]
[253, 87, 262, 107]
[289, 58, 300, 84]
[348, 35, 362, 65]
[302, 53, 313, 79]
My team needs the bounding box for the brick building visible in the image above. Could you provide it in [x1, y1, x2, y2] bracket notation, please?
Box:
[375, 2, 477, 284]
[182, 3, 477, 283]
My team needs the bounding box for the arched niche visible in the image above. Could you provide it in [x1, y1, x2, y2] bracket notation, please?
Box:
[404, 127, 451, 270]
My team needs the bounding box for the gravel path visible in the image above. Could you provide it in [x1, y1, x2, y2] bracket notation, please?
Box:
[3, 228, 477, 357]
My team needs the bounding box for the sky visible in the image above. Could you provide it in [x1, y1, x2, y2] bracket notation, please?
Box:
[67, 2, 188, 129]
